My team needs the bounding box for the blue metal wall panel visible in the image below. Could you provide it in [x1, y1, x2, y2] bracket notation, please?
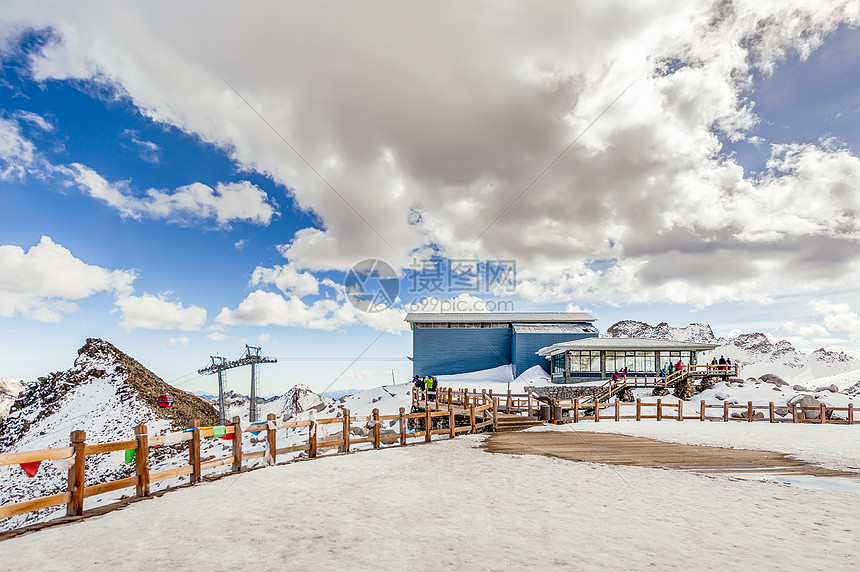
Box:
[412, 327, 512, 376]
[512, 332, 598, 377]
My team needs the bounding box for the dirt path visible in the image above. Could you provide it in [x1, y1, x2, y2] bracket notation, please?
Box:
[483, 430, 859, 478]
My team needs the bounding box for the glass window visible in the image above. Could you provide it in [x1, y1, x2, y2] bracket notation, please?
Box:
[569, 350, 601, 372]
[551, 353, 565, 373]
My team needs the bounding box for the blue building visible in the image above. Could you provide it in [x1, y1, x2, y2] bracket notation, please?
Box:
[406, 312, 598, 377]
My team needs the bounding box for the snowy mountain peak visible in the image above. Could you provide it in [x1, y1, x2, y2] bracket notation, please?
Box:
[604, 321, 717, 343]
[0, 338, 217, 450]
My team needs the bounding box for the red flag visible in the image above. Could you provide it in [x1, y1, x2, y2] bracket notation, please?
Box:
[20, 461, 41, 478]
[219, 433, 234, 441]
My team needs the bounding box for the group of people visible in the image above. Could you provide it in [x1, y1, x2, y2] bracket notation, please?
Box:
[710, 356, 732, 372]
[413, 374, 437, 399]
[658, 360, 684, 377]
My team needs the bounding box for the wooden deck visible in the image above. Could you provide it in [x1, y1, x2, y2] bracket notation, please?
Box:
[483, 431, 859, 478]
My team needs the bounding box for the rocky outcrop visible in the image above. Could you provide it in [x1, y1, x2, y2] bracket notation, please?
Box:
[759, 373, 788, 386]
[788, 394, 822, 420]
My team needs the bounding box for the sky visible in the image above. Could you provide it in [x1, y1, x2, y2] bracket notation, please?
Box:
[1, 1, 860, 395]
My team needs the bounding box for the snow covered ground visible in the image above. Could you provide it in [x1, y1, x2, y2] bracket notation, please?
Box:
[434, 364, 551, 393]
[0, 435, 858, 570]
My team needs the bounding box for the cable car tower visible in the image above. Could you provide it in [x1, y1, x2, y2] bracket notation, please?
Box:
[198, 345, 277, 424]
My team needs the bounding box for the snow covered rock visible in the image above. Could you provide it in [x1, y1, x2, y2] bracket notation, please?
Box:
[0, 378, 26, 419]
[604, 321, 716, 343]
[277, 384, 331, 421]
[758, 373, 788, 386]
[788, 395, 822, 420]
[814, 385, 839, 393]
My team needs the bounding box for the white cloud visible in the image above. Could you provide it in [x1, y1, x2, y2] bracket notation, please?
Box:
[234, 239, 248, 251]
[67, 163, 277, 227]
[14, 110, 53, 132]
[121, 129, 160, 163]
[4, 1, 860, 311]
[168, 336, 189, 347]
[809, 300, 860, 346]
[215, 289, 407, 333]
[257, 333, 270, 343]
[0, 116, 37, 180]
[251, 264, 319, 298]
[115, 293, 207, 330]
[207, 331, 228, 341]
[0, 236, 135, 322]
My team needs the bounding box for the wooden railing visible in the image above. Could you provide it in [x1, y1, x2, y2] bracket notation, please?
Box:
[0, 404, 494, 530]
[550, 398, 856, 424]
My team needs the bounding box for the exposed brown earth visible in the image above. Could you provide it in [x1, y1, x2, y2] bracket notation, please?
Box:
[483, 430, 860, 478]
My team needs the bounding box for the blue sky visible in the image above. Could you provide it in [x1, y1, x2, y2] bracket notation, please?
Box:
[1, 3, 860, 395]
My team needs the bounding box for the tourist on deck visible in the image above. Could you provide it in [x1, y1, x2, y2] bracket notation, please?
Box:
[726, 357, 732, 371]
[674, 360, 682, 372]
[425, 375, 436, 400]
[611, 371, 620, 382]
[621, 367, 628, 378]
[718, 355, 726, 373]
[412, 375, 422, 390]
[659, 367, 667, 378]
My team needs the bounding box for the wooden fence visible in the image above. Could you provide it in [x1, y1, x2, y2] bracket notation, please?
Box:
[418, 387, 857, 426]
[550, 397, 856, 424]
[0, 404, 494, 528]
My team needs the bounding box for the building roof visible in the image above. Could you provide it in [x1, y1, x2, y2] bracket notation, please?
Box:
[511, 323, 598, 334]
[405, 312, 596, 324]
[537, 337, 720, 357]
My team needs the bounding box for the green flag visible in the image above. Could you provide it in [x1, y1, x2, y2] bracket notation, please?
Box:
[212, 425, 227, 439]
[124, 448, 136, 464]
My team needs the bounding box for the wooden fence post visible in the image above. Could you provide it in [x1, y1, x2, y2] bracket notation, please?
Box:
[469, 404, 476, 433]
[700, 400, 705, 421]
[573, 398, 579, 423]
[492, 397, 498, 431]
[482, 389, 487, 405]
[678, 399, 683, 421]
[66, 430, 87, 516]
[372, 408, 381, 449]
[449, 408, 455, 438]
[656, 399, 662, 421]
[748, 401, 753, 422]
[528, 389, 533, 417]
[594, 399, 600, 423]
[635, 399, 640, 422]
[425, 406, 432, 443]
[506, 390, 512, 414]
[399, 407, 406, 446]
[615, 398, 620, 422]
[723, 402, 729, 422]
[343, 409, 351, 453]
[266, 413, 277, 463]
[769, 402, 775, 423]
[448, 388, 453, 407]
[820, 403, 827, 424]
[232, 416, 243, 472]
[134, 424, 150, 498]
[849, 403, 854, 425]
[463, 389, 468, 408]
[792, 403, 798, 423]
[190, 419, 201, 484]
[308, 419, 317, 458]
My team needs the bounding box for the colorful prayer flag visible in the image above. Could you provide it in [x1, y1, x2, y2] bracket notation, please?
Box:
[124, 448, 136, 463]
[20, 461, 41, 478]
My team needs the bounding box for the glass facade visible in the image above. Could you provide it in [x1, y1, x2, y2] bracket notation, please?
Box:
[659, 351, 693, 371]
[551, 353, 565, 374]
[568, 350, 601, 372]
[604, 351, 654, 373]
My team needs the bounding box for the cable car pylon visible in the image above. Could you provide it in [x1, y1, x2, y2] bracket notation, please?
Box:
[198, 345, 277, 424]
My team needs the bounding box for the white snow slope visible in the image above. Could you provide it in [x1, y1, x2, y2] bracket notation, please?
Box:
[0, 436, 857, 571]
[0, 378, 25, 419]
